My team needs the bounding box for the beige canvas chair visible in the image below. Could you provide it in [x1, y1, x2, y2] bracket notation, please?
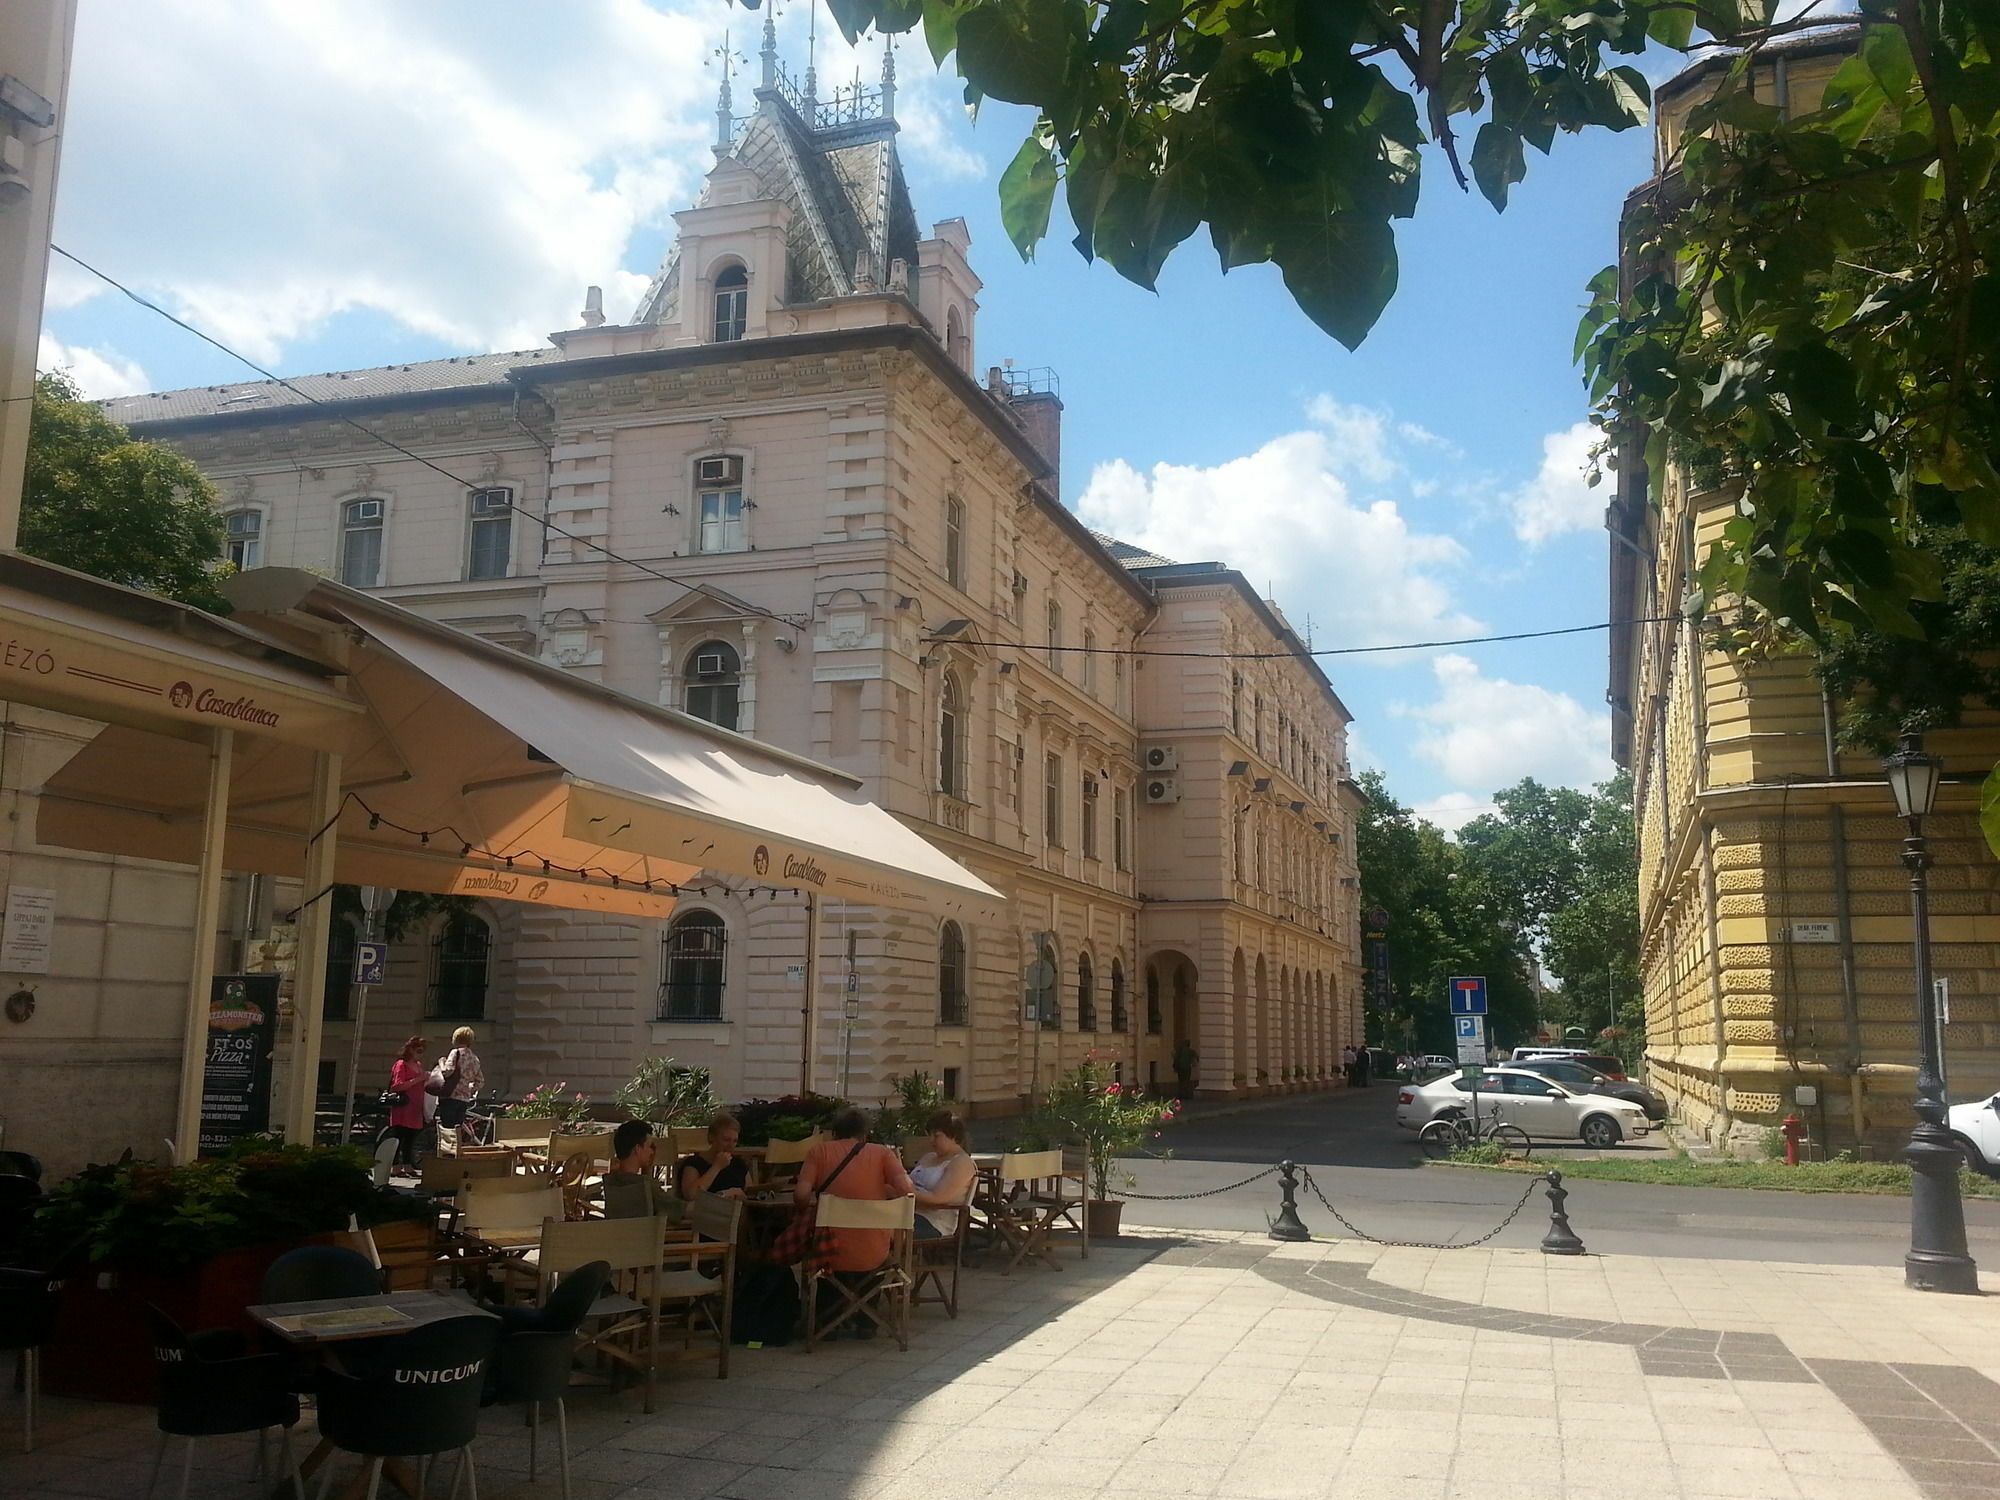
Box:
[757, 1132, 823, 1182]
[548, 1128, 618, 1168]
[988, 1149, 1085, 1273]
[804, 1195, 916, 1351]
[454, 1178, 564, 1294]
[651, 1192, 740, 1379]
[537, 1215, 664, 1412]
[667, 1126, 711, 1160]
[492, 1116, 549, 1144]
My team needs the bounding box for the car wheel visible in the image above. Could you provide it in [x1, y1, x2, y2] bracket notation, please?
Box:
[1952, 1134, 1997, 1179]
[1579, 1114, 1622, 1149]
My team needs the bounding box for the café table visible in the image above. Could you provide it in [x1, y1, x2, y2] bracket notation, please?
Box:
[739, 1186, 800, 1261]
[249, 1290, 497, 1498]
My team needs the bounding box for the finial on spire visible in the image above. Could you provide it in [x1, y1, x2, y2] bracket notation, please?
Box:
[804, 1, 818, 107]
[881, 35, 896, 119]
[760, 7, 778, 89]
[713, 30, 739, 152]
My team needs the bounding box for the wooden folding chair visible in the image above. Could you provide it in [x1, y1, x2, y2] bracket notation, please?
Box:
[756, 1132, 824, 1184]
[451, 1178, 565, 1296]
[805, 1195, 916, 1351]
[912, 1177, 977, 1319]
[1027, 1147, 1092, 1262]
[667, 1127, 710, 1161]
[554, 1151, 601, 1222]
[537, 1216, 664, 1412]
[370, 1218, 443, 1291]
[651, 1192, 740, 1380]
[492, 1116, 550, 1145]
[988, 1149, 1080, 1273]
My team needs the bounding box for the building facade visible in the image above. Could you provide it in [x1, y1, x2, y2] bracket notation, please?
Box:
[90, 37, 1363, 1119]
[1610, 31, 2000, 1153]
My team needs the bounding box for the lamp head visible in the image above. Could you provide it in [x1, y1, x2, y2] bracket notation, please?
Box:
[1883, 732, 1943, 819]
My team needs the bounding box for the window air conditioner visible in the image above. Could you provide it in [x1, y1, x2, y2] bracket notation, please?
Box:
[693, 652, 728, 676]
[1011, 571, 1030, 595]
[697, 455, 744, 485]
[470, 488, 512, 515]
[1143, 745, 1178, 772]
[1144, 777, 1180, 805]
[350, 499, 383, 522]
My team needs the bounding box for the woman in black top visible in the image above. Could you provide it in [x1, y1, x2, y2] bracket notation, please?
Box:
[678, 1111, 750, 1199]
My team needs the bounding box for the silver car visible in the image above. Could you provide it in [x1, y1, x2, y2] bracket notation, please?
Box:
[1395, 1067, 1651, 1148]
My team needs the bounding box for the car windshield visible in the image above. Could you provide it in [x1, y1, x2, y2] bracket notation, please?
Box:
[1528, 1062, 1598, 1085]
[1577, 1055, 1623, 1074]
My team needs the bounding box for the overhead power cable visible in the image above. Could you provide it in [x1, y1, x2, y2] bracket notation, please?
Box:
[925, 617, 1680, 662]
[49, 244, 799, 632]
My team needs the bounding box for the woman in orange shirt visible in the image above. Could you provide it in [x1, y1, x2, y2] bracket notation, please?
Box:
[793, 1106, 913, 1335]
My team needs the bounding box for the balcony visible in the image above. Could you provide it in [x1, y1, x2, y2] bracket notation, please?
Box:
[933, 792, 972, 833]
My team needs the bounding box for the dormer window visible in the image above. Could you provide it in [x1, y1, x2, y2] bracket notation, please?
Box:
[713, 263, 748, 343]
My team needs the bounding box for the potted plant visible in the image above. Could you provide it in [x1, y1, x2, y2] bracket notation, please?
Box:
[614, 1057, 716, 1132]
[732, 1092, 848, 1145]
[505, 1081, 594, 1132]
[1037, 1060, 1177, 1239]
[27, 1140, 429, 1402]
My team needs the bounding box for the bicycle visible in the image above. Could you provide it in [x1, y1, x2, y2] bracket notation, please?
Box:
[1418, 1106, 1533, 1160]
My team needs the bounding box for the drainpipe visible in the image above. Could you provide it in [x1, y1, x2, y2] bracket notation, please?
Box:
[1823, 691, 1867, 1151]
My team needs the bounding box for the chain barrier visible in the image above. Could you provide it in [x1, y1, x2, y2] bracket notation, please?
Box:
[1300, 1165, 1546, 1250]
[1117, 1164, 1280, 1201]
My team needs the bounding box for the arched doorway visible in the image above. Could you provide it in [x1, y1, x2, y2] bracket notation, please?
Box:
[1147, 949, 1199, 1097]
[1231, 948, 1249, 1094]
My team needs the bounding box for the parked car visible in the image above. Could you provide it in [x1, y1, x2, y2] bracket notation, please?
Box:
[1509, 1057, 1668, 1121]
[1395, 1067, 1650, 1148]
[1510, 1046, 1630, 1082]
[1948, 1091, 2000, 1177]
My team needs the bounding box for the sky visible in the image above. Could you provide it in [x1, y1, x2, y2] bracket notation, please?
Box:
[38, 0, 1665, 831]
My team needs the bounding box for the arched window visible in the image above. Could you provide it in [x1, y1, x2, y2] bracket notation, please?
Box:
[945, 305, 968, 368]
[938, 921, 968, 1025]
[661, 910, 727, 1020]
[684, 640, 741, 731]
[938, 669, 968, 798]
[1033, 933, 1060, 1031]
[1046, 599, 1063, 675]
[1077, 953, 1097, 1032]
[1145, 967, 1163, 1034]
[1109, 960, 1127, 1033]
[429, 912, 492, 1021]
[712, 263, 748, 342]
[943, 494, 967, 589]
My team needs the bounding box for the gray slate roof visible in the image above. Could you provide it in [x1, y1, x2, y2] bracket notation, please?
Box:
[1091, 532, 1181, 571]
[100, 348, 558, 425]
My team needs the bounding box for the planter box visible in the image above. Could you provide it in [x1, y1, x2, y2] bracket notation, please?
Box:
[44, 1240, 311, 1404]
[1083, 1198, 1125, 1240]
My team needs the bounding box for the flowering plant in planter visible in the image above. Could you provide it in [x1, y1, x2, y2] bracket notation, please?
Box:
[505, 1082, 594, 1131]
[1038, 1059, 1179, 1201]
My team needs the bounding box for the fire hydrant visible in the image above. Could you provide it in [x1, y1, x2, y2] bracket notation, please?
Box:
[1781, 1113, 1807, 1166]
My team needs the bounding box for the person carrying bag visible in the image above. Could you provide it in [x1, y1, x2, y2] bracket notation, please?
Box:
[769, 1138, 864, 1269]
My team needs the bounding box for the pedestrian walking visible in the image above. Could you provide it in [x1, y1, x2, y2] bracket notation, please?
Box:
[432, 1025, 484, 1143]
[1172, 1038, 1198, 1097]
[382, 1036, 430, 1168]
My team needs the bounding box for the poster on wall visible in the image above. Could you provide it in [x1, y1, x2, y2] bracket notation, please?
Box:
[0, 885, 55, 973]
[199, 973, 280, 1157]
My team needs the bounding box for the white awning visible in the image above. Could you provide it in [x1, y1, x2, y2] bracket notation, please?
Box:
[36, 570, 1003, 920]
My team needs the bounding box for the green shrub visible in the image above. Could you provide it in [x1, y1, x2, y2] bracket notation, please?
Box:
[614, 1057, 716, 1131]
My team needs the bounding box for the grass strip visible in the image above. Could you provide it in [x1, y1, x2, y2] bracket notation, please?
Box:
[1433, 1154, 2000, 1197]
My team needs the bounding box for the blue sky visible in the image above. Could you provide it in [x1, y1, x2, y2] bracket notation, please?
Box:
[39, 0, 1660, 828]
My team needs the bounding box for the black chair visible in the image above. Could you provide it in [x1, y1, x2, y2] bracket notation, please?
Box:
[145, 1306, 304, 1500]
[0, 1151, 42, 1182]
[261, 1245, 381, 1304]
[0, 1268, 60, 1452]
[0, 1176, 44, 1267]
[486, 1261, 608, 1500]
[314, 1314, 500, 1500]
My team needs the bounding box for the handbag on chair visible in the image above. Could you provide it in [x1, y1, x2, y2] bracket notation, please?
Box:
[769, 1142, 865, 1268]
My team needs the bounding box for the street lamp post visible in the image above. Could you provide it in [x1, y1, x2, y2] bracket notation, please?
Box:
[1882, 734, 1978, 1295]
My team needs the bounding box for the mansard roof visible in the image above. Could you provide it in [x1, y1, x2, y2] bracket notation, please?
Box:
[1091, 533, 1182, 571]
[101, 348, 553, 425]
[632, 85, 920, 326]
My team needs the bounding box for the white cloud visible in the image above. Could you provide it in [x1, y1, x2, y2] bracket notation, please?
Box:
[1403, 654, 1612, 791]
[37, 334, 150, 398]
[1074, 401, 1480, 652]
[1509, 422, 1602, 545]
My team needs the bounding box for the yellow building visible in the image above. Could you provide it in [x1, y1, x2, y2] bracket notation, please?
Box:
[1610, 29, 2000, 1154]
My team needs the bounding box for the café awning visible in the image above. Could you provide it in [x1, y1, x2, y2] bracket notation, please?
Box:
[37, 569, 1003, 920]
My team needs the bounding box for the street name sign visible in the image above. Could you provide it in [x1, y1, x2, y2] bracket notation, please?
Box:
[1448, 976, 1487, 1015]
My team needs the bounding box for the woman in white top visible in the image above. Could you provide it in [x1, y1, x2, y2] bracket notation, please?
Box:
[433, 1026, 485, 1142]
[908, 1110, 978, 1240]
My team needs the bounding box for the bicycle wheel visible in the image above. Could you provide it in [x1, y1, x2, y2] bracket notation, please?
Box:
[1419, 1118, 1466, 1160]
[1488, 1124, 1533, 1159]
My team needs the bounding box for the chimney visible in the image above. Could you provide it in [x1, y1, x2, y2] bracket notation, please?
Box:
[1008, 389, 1062, 497]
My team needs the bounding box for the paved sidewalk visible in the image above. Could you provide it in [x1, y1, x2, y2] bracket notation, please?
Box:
[6, 1227, 2000, 1500]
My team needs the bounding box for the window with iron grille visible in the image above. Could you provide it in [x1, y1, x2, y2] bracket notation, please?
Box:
[467, 488, 512, 580]
[428, 913, 491, 1021]
[938, 920, 968, 1025]
[1146, 968, 1163, 1034]
[1109, 961, 1127, 1032]
[661, 911, 727, 1020]
[1077, 954, 1097, 1031]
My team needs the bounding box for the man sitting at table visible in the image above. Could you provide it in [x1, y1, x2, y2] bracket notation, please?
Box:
[602, 1120, 681, 1221]
[678, 1112, 751, 1201]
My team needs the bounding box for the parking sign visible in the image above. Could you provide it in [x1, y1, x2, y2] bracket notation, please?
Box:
[353, 942, 386, 986]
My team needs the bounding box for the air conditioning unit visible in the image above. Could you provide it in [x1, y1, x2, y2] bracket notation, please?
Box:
[693, 652, 729, 676]
[1143, 745, 1178, 772]
[697, 455, 744, 486]
[1010, 571, 1030, 595]
[1144, 776, 1180, 805]
[469, 487, 512, 516]
[349, 499, 384, 522]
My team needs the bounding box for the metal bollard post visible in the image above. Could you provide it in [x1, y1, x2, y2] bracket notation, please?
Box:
[1269, 1160, 1311, 1242]
[1539, 1168, 1586, 1256]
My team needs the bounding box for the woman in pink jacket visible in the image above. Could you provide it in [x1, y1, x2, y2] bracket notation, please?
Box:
[384, 1036, 431, 1168]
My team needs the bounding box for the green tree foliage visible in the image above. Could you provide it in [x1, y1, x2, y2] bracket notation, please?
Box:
[1579, 5, 2000, 647]
[814, 0, 1716, 347]
[22, 371, 229, 609]
[1352, 770, 1537, 1054]
[1457, 773, 1641, 1054]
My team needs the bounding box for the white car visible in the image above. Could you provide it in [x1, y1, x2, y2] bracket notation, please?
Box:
[1395, 1067, 1651, 1149]
[1948, 1092, 2000, 1176]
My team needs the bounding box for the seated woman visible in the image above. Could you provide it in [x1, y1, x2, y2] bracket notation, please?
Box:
[794, 1107, 914, 1337]
[678, 1112, 751, 1201]
[908, 1109, 977, 1241]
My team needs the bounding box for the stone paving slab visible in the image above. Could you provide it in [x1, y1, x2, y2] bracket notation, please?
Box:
[5, 1232, 2000, 1500]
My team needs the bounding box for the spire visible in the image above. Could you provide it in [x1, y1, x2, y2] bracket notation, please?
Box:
[760, 8, 778, 89]
[804, 2, 818, 109]
[713, 30, 735, 152]
[881, 35, 896, 120]
[580, 286, 605, 328]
